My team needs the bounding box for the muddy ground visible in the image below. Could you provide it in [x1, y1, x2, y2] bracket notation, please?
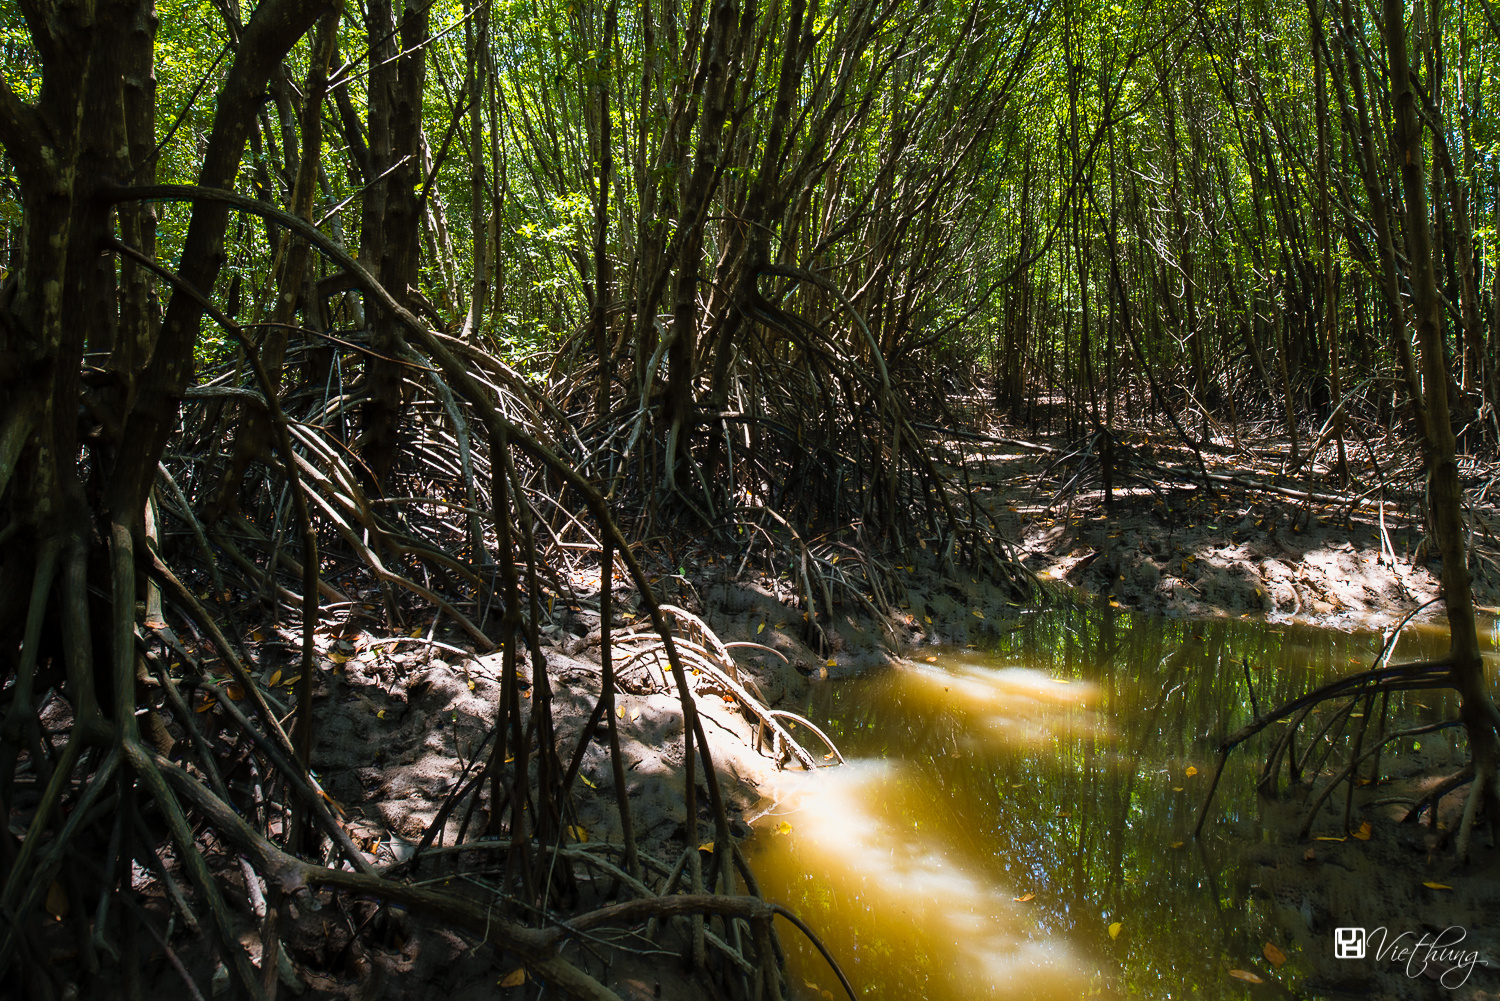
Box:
[132, 418, 1500, 1000]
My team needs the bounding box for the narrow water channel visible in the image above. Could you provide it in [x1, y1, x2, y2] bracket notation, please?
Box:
[745, 603, 1497, 1000]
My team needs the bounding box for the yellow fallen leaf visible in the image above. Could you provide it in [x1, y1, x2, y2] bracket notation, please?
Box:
[1423, 881, 1452, 890]
[282, 675, 301, 688]
[467, 679, 476, 690]
[1169, 841, 1185, 849]
[1108, 922, 1122, 939]
[630, 707, 641, 721]
[1185, 766, 1198, 777]
[376, 709, 387, 719]
[1172, 787, 1185, 792]
[1228, 969, 1264, 983]
[499, 967, 527, 987]
[925, 656, 937, 663]
[267, 669, 282, 687]
[567, 826, 588, 843]
[775, 821, 792, 835]
[1263, 942, 1288, 967]
[580, 774, 596, 789]
[826, 659, 836, 667]
[1315, 836, 1346, 842]
[972, 609, 985, 618]
[1013, 892, 1035, 902]
[698, 841, 715, 852]
[616, 705, 625, 718]
[196, 700, 216, 713]
[225, 683, 245, 701]
[1353, 821, 1372, 841]
[329, 651, 350, 664]
[45, 881, 68, 920]
[1109, 600, 1120, 607]
[757, 622, 765, 634]
[924, 615, 932, 623]
[251, 630, 265, 642]
[410, 627, 423, 638]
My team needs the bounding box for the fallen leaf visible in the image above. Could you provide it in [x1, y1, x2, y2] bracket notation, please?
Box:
[195, 700, 216, 713]
[580, 774, 596, 789]
[1228, 970, 1264, 984]
[1423, 881, 1452, 890]
[267, 669, 282, 688]
[616, 705, 626, 718]
[757, 622, 765, 634]
[1263, 942, 1288, 967]
[825, 659, 836, 668]
[1013, 892, 1035, 902]
[225, 683, 245, 701]
[1315, 836, 1346, 842]
[1172, 786, 1185, 792]
[1169, 841, 1185, 849]
[630, 707, 641, 721]
[775, 821, 793, 835]
[925, 656, 937, 663]
[567, 826, 588, 843]
[698, 842, 715, 852]
[972, 609, 985, 618]
[282, 675, 302, 688]
[410, 627, 424, 638]
[1185, 766, 1198, 777]
[498, 968, 527, 988]
[1353, 821, 1372, 841]
[329, 651, 350, 664]
[251, 630, 265, 642]
[1108, 922, 1122, 939]
[45, 881, 68, 920]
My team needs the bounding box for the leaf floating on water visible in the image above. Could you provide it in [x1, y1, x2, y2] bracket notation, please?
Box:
[1169, 841, 1185, 849]
[925, 656, 937, 663]
[775, 821, 793, 835]
[1013, 892, 1035, 902]
[1228, 970, 1264, 984]
[1263, 942, 1288, 968]
[1423, 881, 1453, 890]
[1185, 766, 1198, 777]
[1108, 922, 1122, 939]
[498, 968, 527, 988]
[1353, 821, 1372, 841]
[1171, 787, 1185, 792]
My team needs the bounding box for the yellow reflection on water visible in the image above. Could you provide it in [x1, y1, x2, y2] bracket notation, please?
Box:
[895, 659, 1104, 748]
[750, 758, 1089, 1001]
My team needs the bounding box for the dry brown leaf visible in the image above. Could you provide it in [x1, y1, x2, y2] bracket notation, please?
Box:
[1228, 970, 1264, 984]
[1353, 821, 1372, 841]
[1263, 942, 1288, 967]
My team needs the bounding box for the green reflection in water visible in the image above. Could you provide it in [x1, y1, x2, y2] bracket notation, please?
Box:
[745, 603, 1494, 1000]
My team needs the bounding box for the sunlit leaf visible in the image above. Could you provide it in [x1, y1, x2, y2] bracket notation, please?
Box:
[1108, 922, 1122, 939]
[617, 705, 626, 718]
[1228, 970, 1264, 983]
[1263, 942, 1288, 967]
[775, 821, 792, 835]
[630, 707, 641, 721]
[1013, 892, 1035, 902]
[498, 968, 527, 987]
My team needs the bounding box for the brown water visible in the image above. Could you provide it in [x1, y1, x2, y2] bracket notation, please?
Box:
[745, 603, 1499, 1000]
